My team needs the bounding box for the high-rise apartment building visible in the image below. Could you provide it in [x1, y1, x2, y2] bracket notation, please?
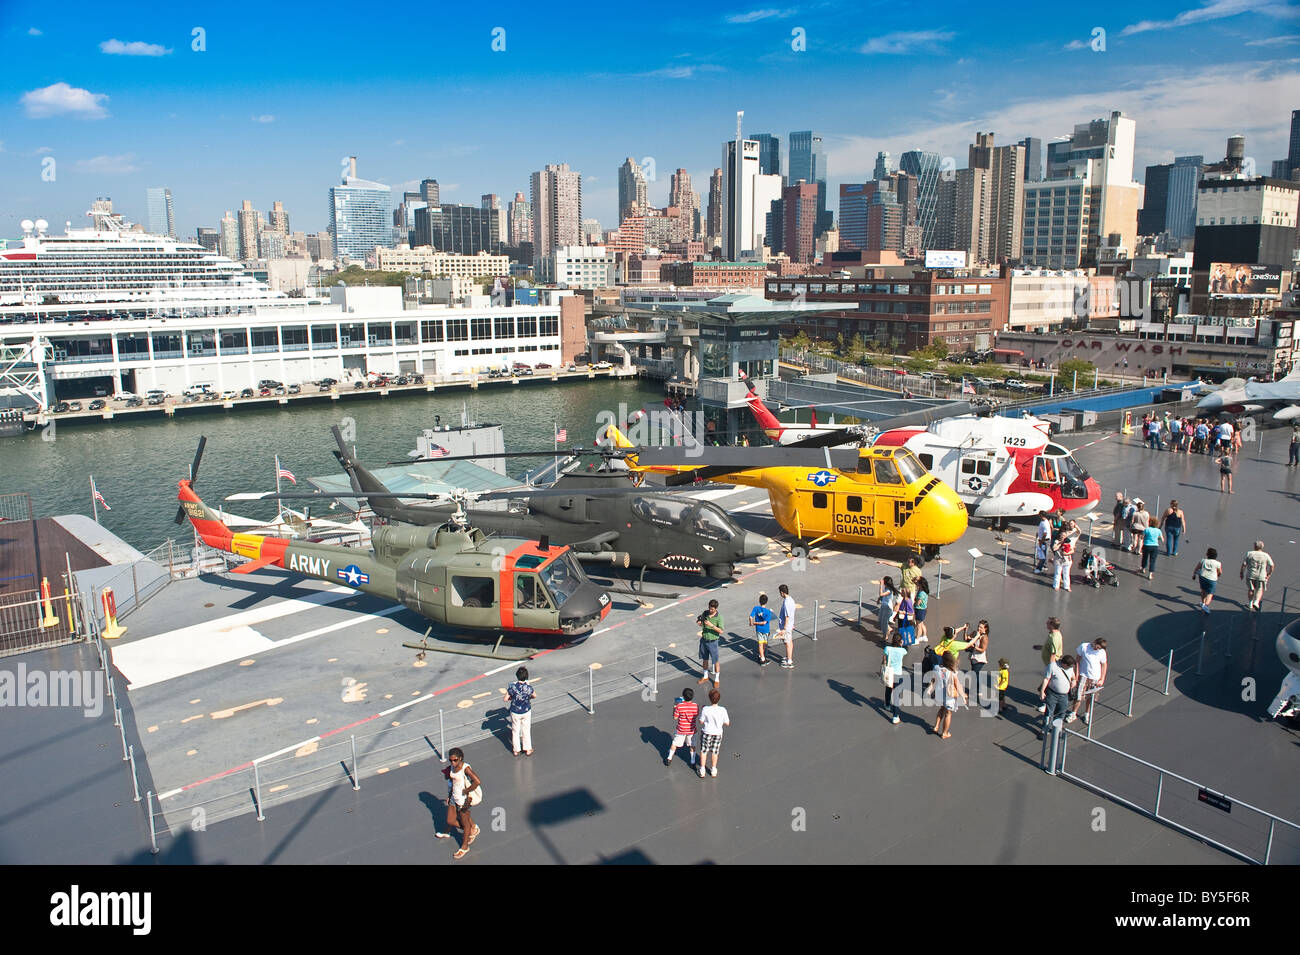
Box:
[839, 183, 869, 251]
[668, 169, 700, 239]
[789, 130, 831, 236]
[618, 158, 648, 223]
[413, 203, 503, 255]
[420, 179, 440, 206]
[707, 168, 723, 244]
[328, 158, 394, 262]
[1140, 155, 1203, 246]
[722, 120, 783, 258]
[145, 187, 174, 237]
[1193, 136, 1300, 269]
[481, 194, 508, 250]
[269, 200, 290, 235]
[237, 200, 260, 261]
[751, 134, 782, 179]
[899, 150, 944, 250]
[508, 192, 532, 246]
[1287, 110, 1300, 179]
[530, 163, 582, 260]
[781, 181, 820, 264]
[195, 227, 219, 253]
[218, 211, 239, 261]
[1019, 137, 1043, 182]
[952, 133, 1024, 264]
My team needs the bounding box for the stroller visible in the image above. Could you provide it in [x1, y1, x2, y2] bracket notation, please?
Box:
[1080, 544, 1119, 588]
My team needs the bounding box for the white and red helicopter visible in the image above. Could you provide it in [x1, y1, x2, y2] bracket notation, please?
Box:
[742, 377, 1101, 523]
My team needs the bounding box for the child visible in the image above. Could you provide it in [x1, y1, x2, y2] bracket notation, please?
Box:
[894, 587, 917, 646]
[665, 687, 699, 767]
[996, 658, 1011, 715]
[749, 593, 774, 666]
[914, 578, 931, 642]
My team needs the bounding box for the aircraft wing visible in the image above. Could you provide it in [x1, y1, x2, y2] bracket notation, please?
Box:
[634, 446, 863, 470]
[1244, 380, 1300, 402]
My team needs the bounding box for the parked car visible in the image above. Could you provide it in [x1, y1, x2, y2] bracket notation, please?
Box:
[318, 377, 338, 387]
[411, 374, 425, 384]
[68, 401, 83, 412]
[239, 388, 255, 399]
[273, 386, 287, 396]
[258, 379, 282, 390]
[512, 364, 533, 376]
[287, 384, 301, 395]
[88, 399, 106, 411]
[259, 388, 272, 396]
[125, 396, 144, 408]
[221, 390, 238, 400]
[566, 364, 578, 372]
[592, 361, 612, 370]
[535, 363, 553, 370]
[54, 401, 70, 413]
[1004, 379, 1029, 391]
[148, 394, 167, 406]
[394, 376, 408, 386]
[354, 380, 366, 390]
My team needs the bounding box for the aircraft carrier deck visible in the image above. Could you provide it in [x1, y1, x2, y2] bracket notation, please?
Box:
[2, 426, 1298, 872]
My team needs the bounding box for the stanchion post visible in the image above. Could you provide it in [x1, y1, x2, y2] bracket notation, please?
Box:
[1002, 542, 1009, 577]
[146, 791, 158, 855]
[970, 555, 977, 589]
[253, 762, 265, 821]
[652, 646, 658, 695]
[1127, 668, 1136, 717]
[1045, 719, 1062, 775]
[351, 735, 360, 791]
[439, 709, 445, 760]
[857, 586, 863, 630]
[1282, 586, 1288, 616]
[108, 675, 118, 722]
[588, 667, 595, 715]
[1196, 630, 1206, 675]
[128, 744, 141, 801]
[117, 708, 128, 760]
[812, 602, 819, 641]
[1164, 649, 1173, 695]
[936, 561, 942, 596]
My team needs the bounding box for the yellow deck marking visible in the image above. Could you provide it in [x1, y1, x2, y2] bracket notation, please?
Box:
[306, 718, 319, 725]
[270, 785, 289, 793]
[376, 767, 389, 774]
[384, 693, 393, 699]
[210, 698, 284, 720]
[186, 749, 197, 756]
[181, 714, 204, 724]
[328, 658, 338, 663]
[412, 659, 428, 668]
[238, 659, 256, 667]
[147, 725, 158, 733]
[391, 720, 401, 727]
[376, 628, 389, 634]
[398, 761, 409, 768]
[295, 741, 319, 757]
[341, 679, 368, 703]
[472, 692, 491, 699]
[457, 699, 473, 708]
[590, 662, 602, 670]
[189, 699, 200, 705]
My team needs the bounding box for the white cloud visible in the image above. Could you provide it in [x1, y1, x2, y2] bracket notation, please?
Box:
[1121, 0, 1298, 36]
[21, 82, 109, 119]
[1063, 38, 1089, 50]
[31, 146, 53, 155]
[28, 27, 41, 36]
[859, 30, 955, 55]
[726, 8, 796, 23]
[634, 63, 726, 79]
[392, 138, 406, 146]
[251, 114, 275, 123]
[1245, 33, 1300, 45]
[72, 154, 139, 175]
[825, 63, 1300, 180]
[99, 38, 172, 56]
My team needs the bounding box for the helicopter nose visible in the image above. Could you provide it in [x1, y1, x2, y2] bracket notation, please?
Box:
[920, 480, 969, 545]
[740, 531, 769, 560]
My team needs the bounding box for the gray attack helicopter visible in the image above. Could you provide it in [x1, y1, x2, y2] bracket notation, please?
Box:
[325, 426, 769, 579]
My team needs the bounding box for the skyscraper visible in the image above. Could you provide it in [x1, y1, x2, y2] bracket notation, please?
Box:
[1138, 162, 1171, 236]
[237, 200, 261, 261]
[722, 115, 783, 259]
[669, 169, 700, 240]
[145, 187, 174, 237]
[952, 133, 1024, 264]
[218, 210, 238, 260]
[420, 179, 440, 206]
[1019, 137, 1043, 182]
[414, 203, 502, 255]
[751, 133, 782, 179]
[269, 200, 290, 235]
[328, 158, 394, 262]
[839, 183, 869, 251]
[873, 151, 892, 180]
[1042, 111, 1141, 264]
[1288, 109, 1300, 177]
[707, 168, 723, 244]
[530, 163, 582, 260]
[1165, 156, 1203, 246]
[618, 158, 648, 223]
[789, 131, 830, 236]
[899, 150, 943, 250]
[195, 227, 219, 253]
[508, 191, 532, 246]
[481, 194, 507, 249]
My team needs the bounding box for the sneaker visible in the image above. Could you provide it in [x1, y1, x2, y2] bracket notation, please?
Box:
[891, 715, 901, 724]
[710, 766, 718, 777]
[453, 847, 470, 859]
[1065, 713, 1077, 723]
[1036, 704, 1047, 714]
[781, 660, 794, 668]
[698, 768, 706, 778]
[1082, 711, 1091, 725]
[434, 832, 451, 839]
[665, 757, 673, 766]
[759, 658, 771, 667]
[696, 676, 710, 684]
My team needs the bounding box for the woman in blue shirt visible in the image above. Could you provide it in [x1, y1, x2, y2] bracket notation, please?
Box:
[882, 634, 908, 725]
[1140, 522, 1164, 579]
[913, 578, 931, 643]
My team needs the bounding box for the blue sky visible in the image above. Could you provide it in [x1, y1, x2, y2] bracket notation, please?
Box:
[0, 0, 1296, 239]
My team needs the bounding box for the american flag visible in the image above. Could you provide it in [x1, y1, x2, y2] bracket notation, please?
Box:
[91, 478, 111, 511]
[428, 444, 450, 458]
[275, 456, 297, 484]
[555, 428, 567, 442]
[962, 379, 976, 395]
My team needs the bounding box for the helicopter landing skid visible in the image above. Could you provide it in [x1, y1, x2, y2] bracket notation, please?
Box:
[592, 565, 680, 603]
[403, 627, 544, 662]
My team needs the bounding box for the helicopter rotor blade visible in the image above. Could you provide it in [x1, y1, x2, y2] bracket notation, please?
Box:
[175, 436, 207, 524]
[226, 482, 722, 505]
[389, 448, 622, 467]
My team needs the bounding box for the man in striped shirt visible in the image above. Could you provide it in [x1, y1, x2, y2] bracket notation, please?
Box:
[665, 687, 699, 767]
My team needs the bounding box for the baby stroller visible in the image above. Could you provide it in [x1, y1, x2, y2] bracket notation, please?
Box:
[1080, 545, 1119, 588]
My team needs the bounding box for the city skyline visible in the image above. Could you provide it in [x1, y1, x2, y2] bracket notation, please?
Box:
[1, 0, 1298, 239]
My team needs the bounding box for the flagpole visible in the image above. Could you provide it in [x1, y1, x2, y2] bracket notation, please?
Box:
[553, 422, 558, 483]
[275, 455, 284, 528]
[90, 475, 98, 524]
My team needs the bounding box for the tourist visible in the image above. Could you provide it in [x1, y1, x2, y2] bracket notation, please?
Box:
[1147, 415, 1162, 450]
[1160, 500, 1186, 557]
[1051, 533, 1075, 591]
[697, 688, 730, 778]
[1110, 493, 1127, 550]
[697, 598, 724, 686]
[996, 658, 1011, 715]
[748, 592, 774, 666]
[967, 620, 991, 708]
[665, 687, 699, 767]
[1128, 498, 1150, 553]
[1070, 638, 1108, 725]
[1218, 418, 1234, 455]
[1217, 448, 1234, 493]
[882, 634, 908, 725]
[900, 555, 923, 592]
[1037, 617, 1064, 714]
[1194, 418, 1210, 455]
[503, 666, 536, 757]
[929, 651, 967, 740]
[913, 577, 931, 642]
[776, 583, 796, 669]
[933, 623, 970, 662]
[438, 748, 482, 860]
[878, 576, 900, 640]
[1241, 542, 1275, 612]
[1035, 510, 1053, 574]
[1181, 417, 1194, 453]
[1289, 426, 1300, 467]
[894, 587, 917, 646]
[1193, 548, 1223, 615]
[1231, 418, 1243, 455]
[1139, 520, 1164, 579]
[1039, 654, 1078, 738]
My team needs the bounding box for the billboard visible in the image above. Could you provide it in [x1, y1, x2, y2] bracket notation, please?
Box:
[1208, 263, 1285, 296]
[925, 250, 967, 269]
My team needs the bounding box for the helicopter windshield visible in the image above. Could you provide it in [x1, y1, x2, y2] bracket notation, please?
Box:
[895, 450, 927, 484]
[633, 497, 691, 526]
[1058, 453, 1090, 483]
[692, 505, 735, 540]
[539, 552, 583, 608]
[872, 458, 902, 485]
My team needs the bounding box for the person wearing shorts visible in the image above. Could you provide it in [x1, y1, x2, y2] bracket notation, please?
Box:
[1217, 451, 1233, 494]
[665, 687, 699, 766]
[929, 651, 967, 740]
[749, 593, 774, 665]
[696, 689, 729, 778]
[1194, 548, 1223, 614]
[1070, 638, 1108, 725]
[1241, 543, 1274, 612]
[777, 583, 796, 668]
[697, 599, 723, 686]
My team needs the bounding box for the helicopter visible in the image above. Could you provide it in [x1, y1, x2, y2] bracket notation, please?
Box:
[600, 422, 969, 560]
[325, 427, 769, 579]
[175, 439, 612, 641]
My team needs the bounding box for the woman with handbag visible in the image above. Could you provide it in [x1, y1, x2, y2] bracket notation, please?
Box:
[438, 747, 482, 859]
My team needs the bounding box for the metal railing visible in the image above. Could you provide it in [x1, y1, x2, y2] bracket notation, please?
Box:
[0, 581, 90, 657]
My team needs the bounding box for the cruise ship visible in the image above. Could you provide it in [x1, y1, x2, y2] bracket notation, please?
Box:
[0, 217, 581, 410]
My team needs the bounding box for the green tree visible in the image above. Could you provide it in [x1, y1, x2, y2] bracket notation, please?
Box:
[848, 333, 868, 364]
[1058, 357, 1096, 389]
[327, 265, 412, 287]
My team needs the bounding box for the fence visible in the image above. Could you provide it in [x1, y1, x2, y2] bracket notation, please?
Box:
[0, 584, 90, 657]
[0, 491, 34, 524]
[1042, 724, 1300, 864]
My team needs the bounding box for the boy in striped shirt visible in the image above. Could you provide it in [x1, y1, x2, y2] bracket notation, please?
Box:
[665, 687, 699, 767]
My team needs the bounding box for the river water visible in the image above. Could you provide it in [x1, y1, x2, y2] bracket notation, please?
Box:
[0, 379, 663, 551]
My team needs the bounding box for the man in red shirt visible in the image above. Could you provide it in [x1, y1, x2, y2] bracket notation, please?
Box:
[665, 687, 699, 767]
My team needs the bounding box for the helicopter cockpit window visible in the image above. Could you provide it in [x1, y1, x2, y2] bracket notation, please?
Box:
[632, 497, 692, 526]
[1058, 453, 1089, 483]
[514, 575, 551, 610]
[1033, 457, 1059, 484]
[451, 575, 495, 608]
[895, 450, 927, 484]
[539, 553, 582, 608]
[873, 458, 902, 485]
[693, 505, 734, 540]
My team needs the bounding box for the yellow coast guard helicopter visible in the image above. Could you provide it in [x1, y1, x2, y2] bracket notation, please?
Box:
[597, 421, 968, 559]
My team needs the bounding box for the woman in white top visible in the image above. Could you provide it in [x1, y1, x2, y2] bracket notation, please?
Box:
[967, 620, 990, 708]
[929, 651, 968, 740]
[438, 747, 482, 859]
[1193, 547, 1223, 615]
[878, 576, 900, 639]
